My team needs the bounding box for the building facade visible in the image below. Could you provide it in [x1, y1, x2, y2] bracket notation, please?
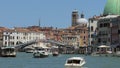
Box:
[3, 28, 46, 47]
[62, 33, 80, 46]
[0, 27, 9, 47]
[97, 15, 120, 47]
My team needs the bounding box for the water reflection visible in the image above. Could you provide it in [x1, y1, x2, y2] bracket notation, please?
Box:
[0, 53, 120, 68]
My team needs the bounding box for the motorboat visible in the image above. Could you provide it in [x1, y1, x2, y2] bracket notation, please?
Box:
[65, 57, 86, 68]
[113, 51, 120, 57]
[91, 50, 113, 57]
[1, 46, 16, 57]
[25, 47, 34, 53]
[51, 46, 59, 56]
[33, 48, 49, 58]
[91, 52, 100, 56]
[52, 51, 59, 56]
[33, 51, 48, 58]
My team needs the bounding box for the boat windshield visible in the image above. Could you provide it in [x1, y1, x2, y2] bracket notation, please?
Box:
[67, 60, 80, 64]
[3, 48, 15, 51]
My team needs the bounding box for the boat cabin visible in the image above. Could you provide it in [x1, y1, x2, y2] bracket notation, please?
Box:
[1, 46, 16, 57]
[65, 57, 86, 68]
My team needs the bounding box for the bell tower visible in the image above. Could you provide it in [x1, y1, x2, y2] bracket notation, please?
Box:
[72, 9, 79, 26]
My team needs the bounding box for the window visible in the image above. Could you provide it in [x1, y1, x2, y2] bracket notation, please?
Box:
[103, 41, 107, 44]
[16, 42, 19, 45]
[11, 42, 14, 45]
[98, 38, 101, 43]
[6, 32, 8, 34]
[10, 36, 12, 39]
[67, 60, 80, 64]
[84, 30, 85, 34]
[91, 34, 94, 38]
[100, 24, 103, 27]
[84, 36, 85, 40]
[118, 30, 120, 34]
[13, 37, 14, 39]
[104, 23, 109, 27]
[91, 20, 93, 23]
[5, 42, 7, 45]
[91, 41, 94, 44]
[5, 36, 7, 40]
[17, 36, 19, 39]
[91, 26, 93, 31]
[72, 15, 76, 17]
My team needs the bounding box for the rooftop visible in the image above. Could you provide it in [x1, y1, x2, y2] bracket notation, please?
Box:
[99, 15, 119, 19]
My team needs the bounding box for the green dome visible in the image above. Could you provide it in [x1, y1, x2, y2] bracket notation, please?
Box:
[104, 0, 120, 15]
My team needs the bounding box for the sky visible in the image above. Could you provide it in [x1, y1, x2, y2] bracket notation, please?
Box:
[0, 0, 107, 28]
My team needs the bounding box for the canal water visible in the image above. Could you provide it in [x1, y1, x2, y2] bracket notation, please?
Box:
[0, 52, 120, 68]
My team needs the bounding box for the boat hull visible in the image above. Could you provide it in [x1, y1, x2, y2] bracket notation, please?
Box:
[113, 51, 120, 57]
[52, 52, 59, 56]
[33, 53, 48, 58]
[52, 54, 59, 56]
[1, 52, 16, 57]
[1, 55, 16, 57]
[33, 51, 49, 58]
[65, 57, 86, 68]
[65, 62, 85, 68]
[26, 50, 33, 53]
[65, 65, 82, 68]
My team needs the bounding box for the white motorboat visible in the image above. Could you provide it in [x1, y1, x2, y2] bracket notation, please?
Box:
[65, 57, 86, 68]
[1, 46, 16, 57]
[33, 48, 49, 58]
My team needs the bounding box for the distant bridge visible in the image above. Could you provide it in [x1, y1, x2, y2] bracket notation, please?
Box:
[15, 39, 67, 50]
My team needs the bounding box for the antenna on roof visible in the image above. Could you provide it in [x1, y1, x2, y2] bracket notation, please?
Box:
[39, 19, 40, 27]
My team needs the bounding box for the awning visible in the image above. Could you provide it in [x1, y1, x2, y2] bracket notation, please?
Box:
[98, 45, 110, 48]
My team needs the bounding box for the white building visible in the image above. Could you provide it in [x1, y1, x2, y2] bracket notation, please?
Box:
[3, 28, 46, 47]
[88, 16, 99, 46]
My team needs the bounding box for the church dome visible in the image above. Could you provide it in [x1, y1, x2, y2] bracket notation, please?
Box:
[77, 18, 88, 24]
[77, 13, 88, 24]
[104, 0, 120, 15]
